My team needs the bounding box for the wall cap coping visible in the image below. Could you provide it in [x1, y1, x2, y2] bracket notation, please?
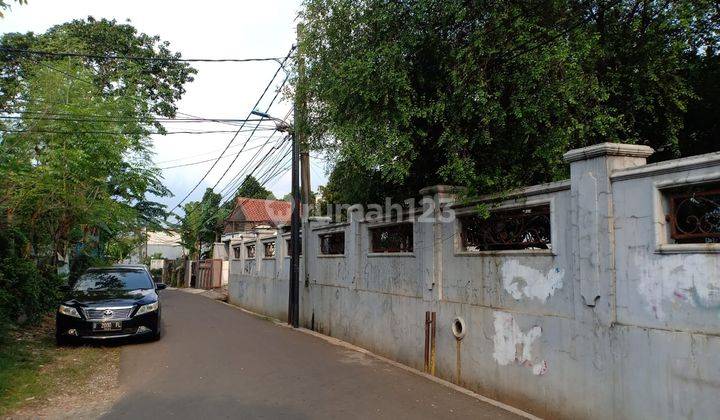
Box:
[419, 185, 467, 196]
[611, 151, 720, 182]
[312, 221, 350, 232]
[451, 180, 570, 208]
[563, 143, 654, 163]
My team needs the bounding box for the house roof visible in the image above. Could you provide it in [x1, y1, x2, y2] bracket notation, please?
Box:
[228, 198, 291, 225]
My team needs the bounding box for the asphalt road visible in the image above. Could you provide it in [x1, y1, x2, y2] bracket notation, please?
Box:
[103, 290, 522, 420]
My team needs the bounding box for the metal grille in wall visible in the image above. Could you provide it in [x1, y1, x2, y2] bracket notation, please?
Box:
[370, 223, 413, 253]
[264, 242, 276, 257]
[667, 186, 720, 244]
[459, 204, 551, 251]
[320, 232, 345, 255]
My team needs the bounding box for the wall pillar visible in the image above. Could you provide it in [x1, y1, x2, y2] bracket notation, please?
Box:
[419, 185, 464, 303]
[563, 143, 653, 326]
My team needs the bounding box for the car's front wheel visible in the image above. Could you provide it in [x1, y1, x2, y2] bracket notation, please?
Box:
[151, 317, 161, 341]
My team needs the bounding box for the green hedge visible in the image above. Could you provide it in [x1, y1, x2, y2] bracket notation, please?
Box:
[0, 229, 63, 343]
[0, 257, 62, 341]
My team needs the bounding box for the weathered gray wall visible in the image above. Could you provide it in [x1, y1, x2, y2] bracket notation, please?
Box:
[229, 144, 720, 419]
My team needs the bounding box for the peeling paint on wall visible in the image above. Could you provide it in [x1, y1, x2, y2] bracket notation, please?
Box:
[492, 311, 548, 376]
[636, 253, 720, 320]
[501, 260, 565, 302]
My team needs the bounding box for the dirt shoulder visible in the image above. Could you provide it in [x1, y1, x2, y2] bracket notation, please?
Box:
[0, 316, 122, 419]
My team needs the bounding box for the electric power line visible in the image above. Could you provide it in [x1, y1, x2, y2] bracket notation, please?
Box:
[0, 46, 286, 64]
[154, 134, 279, 165]
[19, 58, 252, 128]
[217, 108, 293, 197]
[158, 140, 280, 170]
[0, 113, 272, 124]
[0, 128, 277, 136]
[168, 44, 296, 216]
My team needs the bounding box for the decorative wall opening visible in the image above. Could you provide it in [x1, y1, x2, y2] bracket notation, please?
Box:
[320, 232, 345, 255]
[666, 184, 720, 244]
[263, 242, 276, 258]
[246, 244, 256, 258]
[370, 223, 413, 253]
[233, 246, 242, 259]
[459, 204, 551, 251]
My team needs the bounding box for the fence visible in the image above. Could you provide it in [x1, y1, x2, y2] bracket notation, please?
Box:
[228, 143, 720, 419]
[196, 258, 223, 289]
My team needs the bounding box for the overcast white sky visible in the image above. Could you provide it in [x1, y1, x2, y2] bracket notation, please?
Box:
[1, 0, 329, 210]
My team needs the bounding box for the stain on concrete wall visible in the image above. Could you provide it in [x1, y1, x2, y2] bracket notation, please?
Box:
[492, 311, 548, 376]
[501, 260, 564, 303]
[636, 253, 720, 320]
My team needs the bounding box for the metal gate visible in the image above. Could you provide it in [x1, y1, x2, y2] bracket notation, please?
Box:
[196, 258, 223, 289]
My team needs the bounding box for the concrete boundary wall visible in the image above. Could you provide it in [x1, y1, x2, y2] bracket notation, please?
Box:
[229, 144, 720, 419]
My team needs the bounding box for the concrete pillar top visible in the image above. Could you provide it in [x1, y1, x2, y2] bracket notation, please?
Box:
[419, 185, 467, 196]
[563, 142, 654, 163]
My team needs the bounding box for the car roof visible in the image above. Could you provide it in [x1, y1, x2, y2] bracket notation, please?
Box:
[112, 264, 150, 270]
[86, 266, 149, 272]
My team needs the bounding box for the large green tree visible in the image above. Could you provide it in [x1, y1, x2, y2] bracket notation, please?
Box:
[0, 61, 167, 262]
[299, 0, 720, 202]
[0, 17, 196, 123]
[179, 189, 226, 259]
[0, 18, 196, 270]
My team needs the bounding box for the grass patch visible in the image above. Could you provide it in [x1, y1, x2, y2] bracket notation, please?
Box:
[0, 316, 119, 416]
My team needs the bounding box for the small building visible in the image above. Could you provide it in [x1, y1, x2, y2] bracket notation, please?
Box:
[124, 230, 186, 264]
[222, 197, 292, 236]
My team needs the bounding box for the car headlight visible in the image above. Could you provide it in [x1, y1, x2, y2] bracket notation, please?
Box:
[135, 302, 159, 316]
[59, 304, 81, 318]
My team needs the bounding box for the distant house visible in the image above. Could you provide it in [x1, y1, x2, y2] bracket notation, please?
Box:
[124, 230, 187, 264]
[223, 197, 292, 235]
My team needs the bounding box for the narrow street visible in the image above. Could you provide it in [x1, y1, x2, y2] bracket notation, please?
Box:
[103, 290, 521, 420]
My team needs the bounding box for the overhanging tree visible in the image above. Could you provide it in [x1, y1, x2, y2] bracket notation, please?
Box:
[0, 17, 196, 270]
[298, 0, 720, 202]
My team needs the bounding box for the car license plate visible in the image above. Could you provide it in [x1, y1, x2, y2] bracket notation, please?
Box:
[93, 321, 122, 331]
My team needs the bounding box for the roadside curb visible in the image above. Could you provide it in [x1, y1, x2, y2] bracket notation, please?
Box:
[204, 294, 541, 420]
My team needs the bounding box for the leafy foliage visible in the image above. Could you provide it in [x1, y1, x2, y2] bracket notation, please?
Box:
[0, 17, 196, 121]
[0, 18, 194, 333]
[299, 0, 720, 201]
[0, 0, 25, 18]
[179, 189, 227, 259]
[0, 61, 167, 261]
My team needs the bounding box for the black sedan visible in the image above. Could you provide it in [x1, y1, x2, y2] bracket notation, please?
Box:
[56, 266, 166, 345]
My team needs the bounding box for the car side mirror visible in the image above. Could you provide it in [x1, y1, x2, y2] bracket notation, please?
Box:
[155, 283, 167, 290]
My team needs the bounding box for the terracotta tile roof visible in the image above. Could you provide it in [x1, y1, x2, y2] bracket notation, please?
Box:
[229, 198, 291, 225]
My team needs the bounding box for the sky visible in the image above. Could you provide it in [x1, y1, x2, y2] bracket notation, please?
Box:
[1, 0, 329, 211]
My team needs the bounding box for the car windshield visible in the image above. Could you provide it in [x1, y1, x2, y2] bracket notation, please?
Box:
[73, 269, 154, 292]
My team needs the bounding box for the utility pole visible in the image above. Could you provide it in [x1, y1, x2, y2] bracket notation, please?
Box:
[296, 23, 311, 288]
[289, 124, 301, 328]
[251, 105, 301, 328]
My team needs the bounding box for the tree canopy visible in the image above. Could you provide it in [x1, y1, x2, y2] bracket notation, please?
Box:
[0, 18, 195, 271]
[179, 188, 226, 259]
[232, 175, 276, 201]
[299, 0, 720, 202]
